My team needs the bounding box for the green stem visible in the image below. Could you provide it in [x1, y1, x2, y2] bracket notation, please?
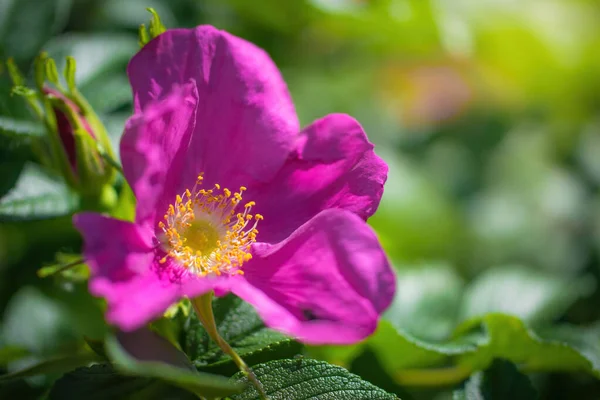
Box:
[37, 258, 85, 278]
[191, 293, 268, 399]
[98, 147, 123, 175]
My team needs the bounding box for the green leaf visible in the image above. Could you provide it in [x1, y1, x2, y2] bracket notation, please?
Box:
[369, 314, 600, 387]
[231, 359, 399, 400]
[106, 329, 243, 399]
[80, 72, 132, 114]
[48, 364, 152, 400]
[537, 322, 600, 374]
[459, 266, 594, 325]
[0, 116, 44, 137]
[37, 255, 88, 280]
[48, 363, 197, 400]
[181, 294, 303, 375]
[0, 352, 100, 382]
[0, 346, 30, 367]
[457, 314, 600, 376]
[0, 163, 78, 222]
[368, 321, 481, 386]
[385, 264, 464, 341]
[453, 359, 538, 400]
[0, 0, 72, 61]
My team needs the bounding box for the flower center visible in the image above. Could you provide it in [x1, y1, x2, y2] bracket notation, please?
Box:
[158, 174, 262, 276]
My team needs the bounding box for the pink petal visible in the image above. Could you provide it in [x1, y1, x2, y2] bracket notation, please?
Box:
[127, 26, 298, 193]
[73, 212, 219, 331]
[251, 114, 388, 243]
[230, 209, 396, 345]
[120, 81, 198, 226]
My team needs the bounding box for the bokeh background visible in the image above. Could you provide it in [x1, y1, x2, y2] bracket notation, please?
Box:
[2, 0, 600, 399]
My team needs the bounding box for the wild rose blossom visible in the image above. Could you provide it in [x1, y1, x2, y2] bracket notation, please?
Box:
[74, 26, 395, 344]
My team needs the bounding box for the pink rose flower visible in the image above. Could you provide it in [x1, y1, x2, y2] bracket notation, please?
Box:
[73, 26, 395, 345]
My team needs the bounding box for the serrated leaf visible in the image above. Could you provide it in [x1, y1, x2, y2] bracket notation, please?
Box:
[181, 294, 303, 375]
[48, 363, 197, 400]
[457, 314, 600, 376]
[0, 163, 78, 221]
[231, 359, 399, 400]
[368, 321, 482, 386]
[537, 322, 600, 374]
[106, 329, 243, 398]
[459, 266, 594, 325]
[369, 313, 600, 387]
[453, 359, 538, 400]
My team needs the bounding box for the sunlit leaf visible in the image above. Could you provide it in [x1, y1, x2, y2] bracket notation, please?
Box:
[459, 266, 594, 325]
[230, 358, 398, 400]
[0, 163, 77, 222]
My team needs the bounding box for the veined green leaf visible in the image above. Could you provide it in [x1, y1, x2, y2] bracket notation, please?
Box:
[0, 163, 78, 222]
[182, 294, 303, 375]
[231, 359, 399, 400]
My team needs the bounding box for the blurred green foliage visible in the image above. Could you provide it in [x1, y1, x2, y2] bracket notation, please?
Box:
[2, 0, 600, 399]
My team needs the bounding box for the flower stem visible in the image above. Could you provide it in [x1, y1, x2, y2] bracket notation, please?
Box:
[191, 292, 269, 399]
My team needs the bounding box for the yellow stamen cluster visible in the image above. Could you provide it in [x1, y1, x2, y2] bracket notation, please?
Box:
[158, 174, 262, 276]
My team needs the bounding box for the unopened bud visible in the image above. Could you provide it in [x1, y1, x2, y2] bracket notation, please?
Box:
[6, 54, 117, 208]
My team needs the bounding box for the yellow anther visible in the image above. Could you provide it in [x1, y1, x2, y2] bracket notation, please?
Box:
[158, 177, 262, 277]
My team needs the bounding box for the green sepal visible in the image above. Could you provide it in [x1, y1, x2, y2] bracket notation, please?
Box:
[139, 8, 166, 48]
[64, 56, 77, 92]
[138, 24, 150, 48]
[6, 57, 25, 86]
[44, 57, 62, 88]
[147, 8, 166, 38]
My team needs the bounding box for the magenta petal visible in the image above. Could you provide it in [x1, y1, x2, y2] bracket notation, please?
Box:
[73, 212, 222, 331]
[252, 113, 388, 243]
[128, 26, 298, 191]
[230, 209, 395, 345]
[120, 82, 198, 225]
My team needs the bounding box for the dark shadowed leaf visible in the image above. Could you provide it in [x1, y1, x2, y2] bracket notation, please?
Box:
[182, 294, 303, 375]
[48, 363, 197, 400]
[453, 359, 538, 400]
[106, 328, 243, 398]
